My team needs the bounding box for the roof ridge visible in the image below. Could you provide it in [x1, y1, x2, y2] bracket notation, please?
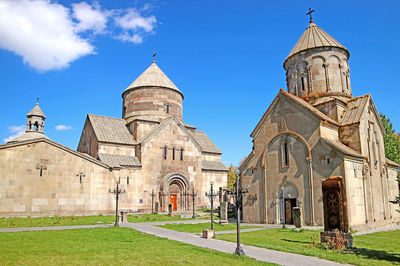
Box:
[88, 113, 125, 121]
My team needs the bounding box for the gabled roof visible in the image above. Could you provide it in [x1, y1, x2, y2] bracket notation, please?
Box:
[285, 22, 349, 63]
[98, 153, 141, 168]
[27, 103, 46, 118]
[7, 132, 49, 143]
[341, 95, 369, 125]
[321, 138, 364, 159]
[0, 138, 109, 168]
[192, 131, 221, 154]
[202, 160, 228, 172]
[251, 89, 339, 138]
[140, 116, 203, 152]
[87, 114, 135, 145]
[123, 62, 182, 97]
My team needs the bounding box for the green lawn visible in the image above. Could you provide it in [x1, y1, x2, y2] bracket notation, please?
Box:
[0, 214, 189, 228]
[0, 228, 271, 265]
[217, 228, 400, 265]
[158, 222, 258, 233]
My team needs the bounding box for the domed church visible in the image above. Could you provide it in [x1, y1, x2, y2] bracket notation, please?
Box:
[0, 60, 227, 217]
[240, 15, 400, 231]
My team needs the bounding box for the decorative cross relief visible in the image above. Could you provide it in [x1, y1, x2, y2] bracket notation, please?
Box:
[36, 164, 47, 176]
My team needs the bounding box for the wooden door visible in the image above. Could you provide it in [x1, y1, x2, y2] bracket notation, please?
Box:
[285, 199, 293, 224]
[170, 194, 178, 211]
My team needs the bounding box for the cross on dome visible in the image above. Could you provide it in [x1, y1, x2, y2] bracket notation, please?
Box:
[306, 8, 315, 23]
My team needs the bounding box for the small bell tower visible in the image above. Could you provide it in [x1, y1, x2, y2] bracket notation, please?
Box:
[26, 98, 46, 133]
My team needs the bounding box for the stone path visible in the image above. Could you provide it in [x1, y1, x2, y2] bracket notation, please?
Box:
[122, 222, 346, 266]
[353, 225, 400, 236]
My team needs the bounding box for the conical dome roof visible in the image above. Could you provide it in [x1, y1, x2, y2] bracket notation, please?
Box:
[26, 103, 46, 118]
[124, 62, 182, 96]
[285, 22, 349, 63]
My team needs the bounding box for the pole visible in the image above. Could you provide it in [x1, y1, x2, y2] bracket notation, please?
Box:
[235, 174, 245, 256]
[192, 188, 196, 219]
[210, 183, 214, 230]
[151, 189, 154, 213]
[115, 181, 119, 227]
[282, 187, 286, 229]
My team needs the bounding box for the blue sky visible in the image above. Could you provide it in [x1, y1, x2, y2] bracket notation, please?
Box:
[1, 0, 400, 166]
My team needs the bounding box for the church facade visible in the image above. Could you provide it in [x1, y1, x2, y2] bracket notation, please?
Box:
[0, 61, 227, 217]
[240, 18, 400, 231]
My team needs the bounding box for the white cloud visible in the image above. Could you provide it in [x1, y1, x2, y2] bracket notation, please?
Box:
[0, 0, 94, 71]
[55, 125, 72, 131]
[114, 8, 157, 44]
[3, 125, 25, 143]
[72, 2, 109, 33]
[0, 1, 157, 70]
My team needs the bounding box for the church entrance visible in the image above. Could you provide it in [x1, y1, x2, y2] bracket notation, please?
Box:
[169, 194, 178, 211]
[285, 198, 297, 224]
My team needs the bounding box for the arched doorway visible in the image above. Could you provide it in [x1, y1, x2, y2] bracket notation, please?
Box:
[162, 174, 190, 211]
[278, 183, 299, 224]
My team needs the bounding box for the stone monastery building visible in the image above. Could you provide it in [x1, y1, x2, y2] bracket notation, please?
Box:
[240, 17, 400, 231]
[0, 61, 227, 217]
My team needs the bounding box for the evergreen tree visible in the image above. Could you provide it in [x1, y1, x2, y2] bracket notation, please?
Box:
[227, 164, 236, 188]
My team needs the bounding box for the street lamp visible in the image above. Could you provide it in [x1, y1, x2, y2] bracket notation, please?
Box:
[190, 188, 198, 219]
[225, 171, 249, 256]
[281, 186, 286, 228]
[205, 181, 218, 230]
[109, 177, 126, 227]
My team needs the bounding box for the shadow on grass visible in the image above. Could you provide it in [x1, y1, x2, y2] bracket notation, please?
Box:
[348, 248, 400, 264]
[281, 239, 310, 244]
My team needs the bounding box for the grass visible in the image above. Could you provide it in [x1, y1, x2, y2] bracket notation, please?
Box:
[0, 214, 190, 228]
[158, 222, 258, 233]
[0, 227, 271, 265]
[217, 228, 400, 265]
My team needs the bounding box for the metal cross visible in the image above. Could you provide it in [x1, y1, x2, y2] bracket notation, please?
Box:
[109, 177, 126, 227]
[205, 182, 219, 230]
[306, 8, 315, 23]
[36, 97, 40, 104]
[153, 50, 157, 63]
[190, 188, 198, 219]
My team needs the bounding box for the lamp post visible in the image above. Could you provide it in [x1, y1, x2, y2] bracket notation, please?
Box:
[281, 186, 286, 229]
[150, 189, 155, 213]
[205, 181, 218, 230]
[109, 177, 126, 227]
[225, 171, 249, 256]
[190, 188, 198, 219]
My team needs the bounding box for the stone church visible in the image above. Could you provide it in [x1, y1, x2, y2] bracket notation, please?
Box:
[0, 60, 227, 217]
[240, 17, 400, 231]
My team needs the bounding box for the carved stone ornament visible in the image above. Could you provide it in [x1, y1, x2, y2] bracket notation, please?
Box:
[362, 162, 369, 175]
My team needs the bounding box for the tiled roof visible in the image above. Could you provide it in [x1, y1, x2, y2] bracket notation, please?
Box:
[321, 138, 364, 159]
[88, 114, 135, 145]
[192, 131, 221, 154]
[341, 95, 370, 125]
[124, 62, 182, 96]
[98, 153, 141, 168]
[286, 22, 349, 62]
[202, 160, 228, 171]
[27, 103, 46, 118]
[7, 132, 49, 143]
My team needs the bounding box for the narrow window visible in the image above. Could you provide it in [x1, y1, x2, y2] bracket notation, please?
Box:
[79, 174, 82, 183]
[172, 148, 175, 160]
[166, 104, 170, 114]
[163, 146, 167, 160]
[283, 142, 289, 166]
[345, 73, 349, 91]
[39, 167, 43, 177]
[180, 148, 184, 161]
[327, 158, 330, 164]
[127, 176, 130, 185]
[372, 141, 377, 167]
[301, 76, 305, 91]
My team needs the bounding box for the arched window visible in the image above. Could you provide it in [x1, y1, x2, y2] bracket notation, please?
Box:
[163, 146, 167, 160]
[180, 148, 184, 161]
[283, 141, 289, 167]
[34, 122, 39, 131]
[166, 104, 170, 114]
[172, 148, 175, 160]
[301, 76, 306, 91]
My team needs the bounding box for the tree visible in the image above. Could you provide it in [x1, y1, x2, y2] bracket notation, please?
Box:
[227, 164, 236, 188]
[380, 113, 400, 210]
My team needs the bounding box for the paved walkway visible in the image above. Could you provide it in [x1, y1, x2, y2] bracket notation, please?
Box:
[121, 222, 346, 266]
